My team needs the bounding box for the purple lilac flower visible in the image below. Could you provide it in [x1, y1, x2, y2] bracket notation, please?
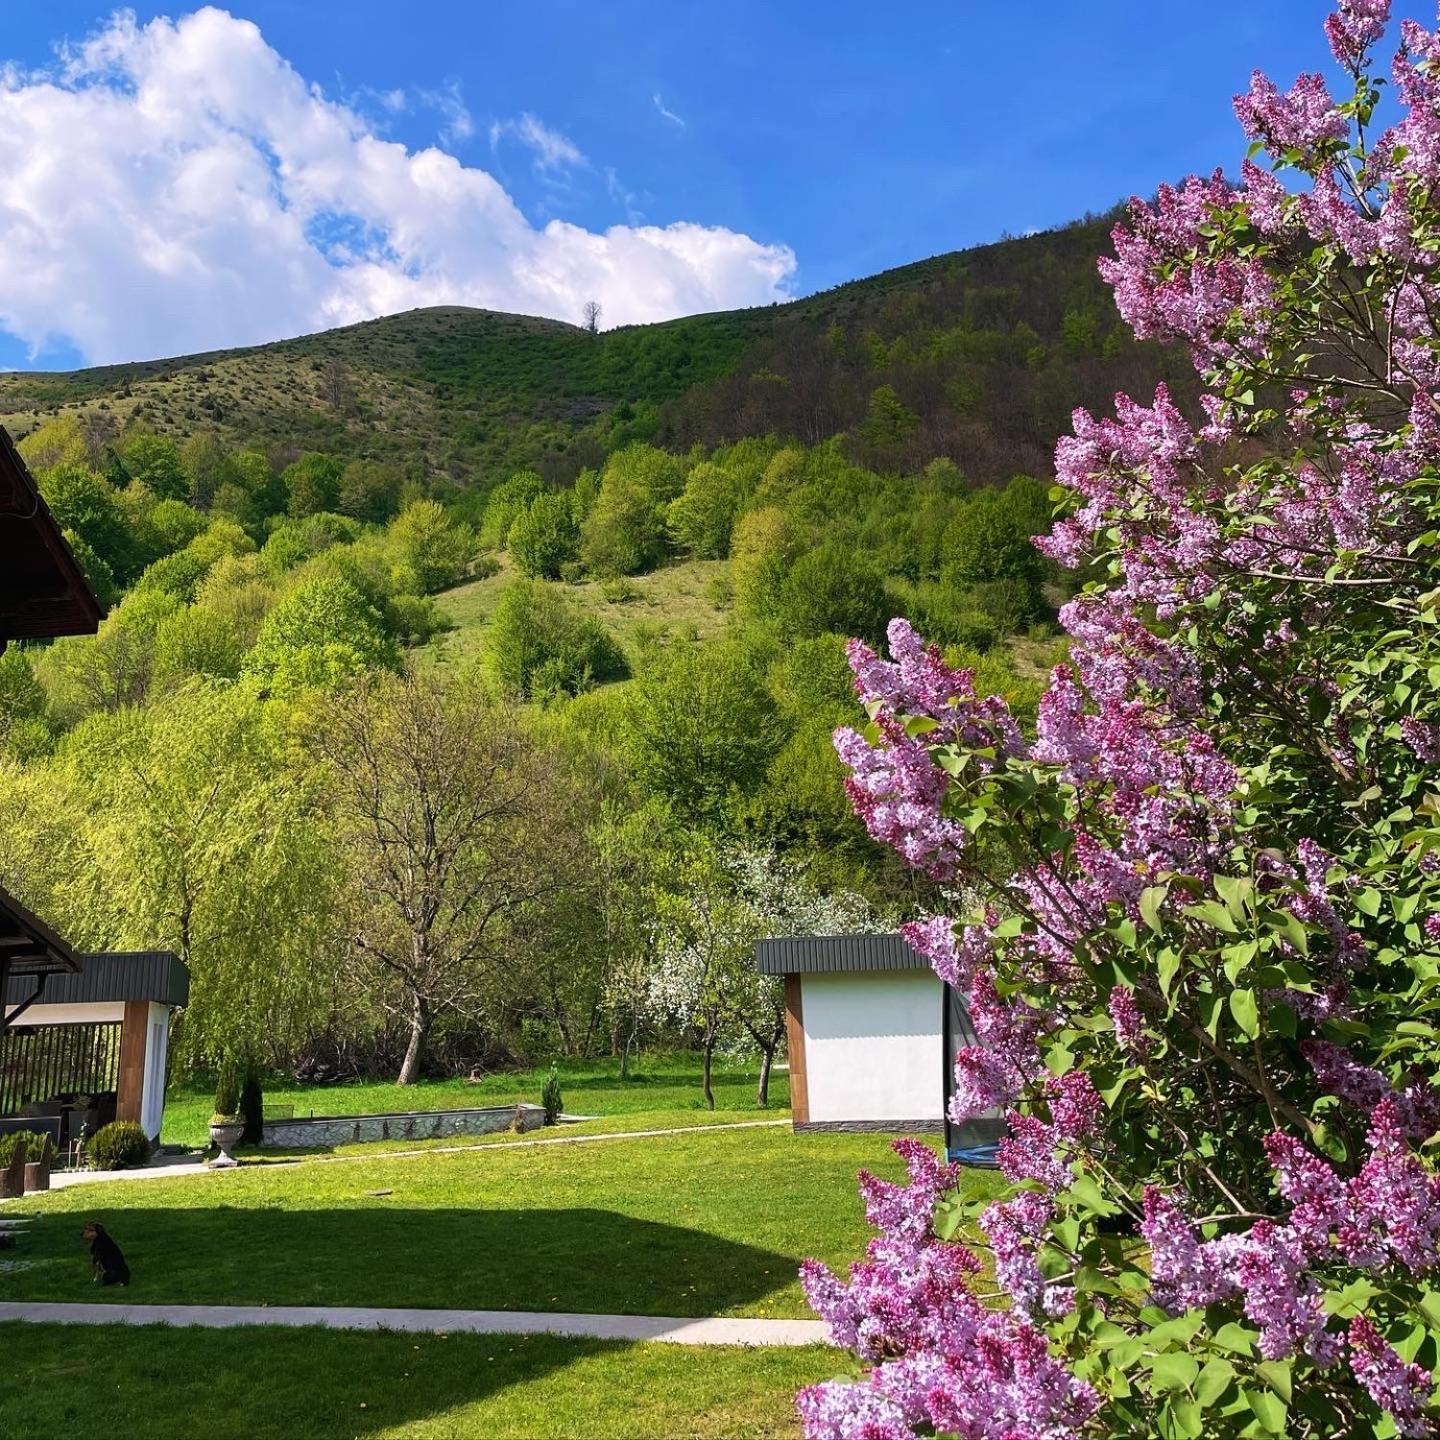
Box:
[1348, 1315, 1434, 1438]
[1108, 985, 1146, 1051]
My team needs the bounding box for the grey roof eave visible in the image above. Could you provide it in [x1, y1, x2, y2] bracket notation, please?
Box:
[754, 933, 931, 976]
[3, 951, 189, 1009]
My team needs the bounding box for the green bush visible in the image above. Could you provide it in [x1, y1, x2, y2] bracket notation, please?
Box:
[485, 579, 627, 699]
[542, 1065, 563, 1125]
[509, 492, 579, 580]
[87, 1121, 151, 1171]
[0, 1130, 47, 1166]
[775, 543, 891, 643]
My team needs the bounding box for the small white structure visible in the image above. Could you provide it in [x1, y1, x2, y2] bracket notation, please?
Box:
[757, 934, 1002, 1155]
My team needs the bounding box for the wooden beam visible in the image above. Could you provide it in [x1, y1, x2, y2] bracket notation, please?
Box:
[784, 973, 808, 1126]
[116, 1000, 148, 1124]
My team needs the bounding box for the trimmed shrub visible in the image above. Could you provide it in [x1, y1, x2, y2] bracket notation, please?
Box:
[239, 1066, 264, 1146]
[87, 1121, 151, 1171]
[542, 1065, 563, 1125]
[212, 1060, 240, 1123]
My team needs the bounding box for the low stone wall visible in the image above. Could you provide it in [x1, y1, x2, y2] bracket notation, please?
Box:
[261, 1103, 547, 1149]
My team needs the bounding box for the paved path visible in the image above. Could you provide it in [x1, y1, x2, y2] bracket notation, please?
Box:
[0, 1301, 833, 1347]
[48, 1158, 209, 1191]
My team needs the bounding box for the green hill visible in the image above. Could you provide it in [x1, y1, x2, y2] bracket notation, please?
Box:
[0, 212, 1188, 493]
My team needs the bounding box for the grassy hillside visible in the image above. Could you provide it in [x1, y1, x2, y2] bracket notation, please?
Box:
[0, 212, 1185, 493]
[431, 552, 732, 670]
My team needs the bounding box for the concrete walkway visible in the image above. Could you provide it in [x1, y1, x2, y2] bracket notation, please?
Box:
[48, 1157, 209, 1190]
[0, 1301, 833, 1347]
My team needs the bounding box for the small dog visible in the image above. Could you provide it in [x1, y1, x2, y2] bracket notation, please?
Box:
[81, 1222, 130, 1287]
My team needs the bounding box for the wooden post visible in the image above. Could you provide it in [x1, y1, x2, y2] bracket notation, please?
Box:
[116, 999, 148, 1124]
[784, 974, 809, 1125]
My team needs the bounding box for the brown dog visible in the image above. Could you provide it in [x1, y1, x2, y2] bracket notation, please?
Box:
[81, 1222, 130, 1286]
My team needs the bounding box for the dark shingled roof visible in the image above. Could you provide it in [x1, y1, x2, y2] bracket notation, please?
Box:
[754, 933, 929, 976]
[0, 885, 81, 980]
[0, 424, 104, 646]
[3, 951, 189, 1008]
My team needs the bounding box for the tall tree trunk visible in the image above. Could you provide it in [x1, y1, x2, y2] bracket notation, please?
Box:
[702, 1017, 717, 1112]
[756, 1044, 774, 1108]
[397, 993, 429, 1085]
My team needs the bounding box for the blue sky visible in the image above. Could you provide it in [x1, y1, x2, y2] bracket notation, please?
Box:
[0, 3, 1413, 369]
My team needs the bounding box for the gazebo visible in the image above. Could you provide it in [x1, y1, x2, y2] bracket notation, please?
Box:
[0, 422, 102, 1043]
[1, 951, 190, 1144]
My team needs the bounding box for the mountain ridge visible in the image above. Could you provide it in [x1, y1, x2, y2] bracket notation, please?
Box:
[0, 210, 1187, 491]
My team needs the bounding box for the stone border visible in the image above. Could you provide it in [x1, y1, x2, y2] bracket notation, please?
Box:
[261, 1102, 546, 1148]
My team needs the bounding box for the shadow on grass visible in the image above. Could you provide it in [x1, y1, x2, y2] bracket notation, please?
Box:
[1, 1205, 800, 1318]
[2, 1322, 832, 1439]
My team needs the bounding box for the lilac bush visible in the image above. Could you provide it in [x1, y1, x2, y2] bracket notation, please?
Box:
[805, 5, 1440, 1435]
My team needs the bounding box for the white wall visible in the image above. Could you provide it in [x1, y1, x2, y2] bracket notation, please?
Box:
[140, 1002, 171, 1140]
[802, 971, 943, 1123]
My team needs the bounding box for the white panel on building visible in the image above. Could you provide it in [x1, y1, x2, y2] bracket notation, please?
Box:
[801, 971, 943, 1124]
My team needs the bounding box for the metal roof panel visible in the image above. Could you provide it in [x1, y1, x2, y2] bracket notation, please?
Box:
[754, 933, 930, 975]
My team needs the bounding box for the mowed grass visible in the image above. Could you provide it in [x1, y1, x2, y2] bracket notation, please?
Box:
[429, 552, 731, 670]
[2, 1324, 841, 1439]
[3, 1125, 1004, 1318]
[162, 1052, 787, 1149]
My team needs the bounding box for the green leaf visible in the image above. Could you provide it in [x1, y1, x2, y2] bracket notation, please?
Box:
[1355, 887, 1383, 918]
[1229, 988, 1260, 1039]
[1245, 1387, 1287, 1434]
[1067, 1173, 1119, 1218]
[931, 1201, 966, 1241]
[1148, 1352, 1200, 1393]
[1194, 1357, 1236, 1407]
[1158, 948, 1182, 998]
[1254, 1361, 1291, 1403]
[1212, 1323, 1256, 1356]
[1214, 875, 1254, 919]
[1183, 900, 1238, 934]
[1162, 1398, 1204, 1438]
[1139, 884, 1169, 934]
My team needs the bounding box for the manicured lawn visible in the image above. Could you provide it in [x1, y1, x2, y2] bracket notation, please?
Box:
[4, 1126, 1004, 1317]
[162, 1052, 786, 1149]
[1, 1324, 842, 1439]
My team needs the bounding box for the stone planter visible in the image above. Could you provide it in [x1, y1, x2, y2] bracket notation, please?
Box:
[208, 1120, 244, 1170]
[0, 1140, 26, 1200]
[23, 1145, 51, 1194]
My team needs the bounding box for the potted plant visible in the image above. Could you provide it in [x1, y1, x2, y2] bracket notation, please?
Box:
[21, 1132, 52, 1193]
[208, 1060, 243, 1170]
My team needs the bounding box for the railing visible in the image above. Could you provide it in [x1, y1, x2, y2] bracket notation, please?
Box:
[0, 1022, 121, 1116]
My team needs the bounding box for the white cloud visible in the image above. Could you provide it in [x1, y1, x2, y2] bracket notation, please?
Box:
[653, 93, 685, 129]
[415, 77, 473, 145]
[0, 8, 794, 364]
[491, 112, 586, 172]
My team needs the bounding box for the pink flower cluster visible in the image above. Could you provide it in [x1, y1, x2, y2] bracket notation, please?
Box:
[1143, 1102, 1440, 1392]
[1302, 1038, 1440, 1140]
[1349, 1314, 1433, 1438]
[1325, 0, 1390, 67]
[800, 1139, 1099, 1440]
[834, 619, 1023, 879]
